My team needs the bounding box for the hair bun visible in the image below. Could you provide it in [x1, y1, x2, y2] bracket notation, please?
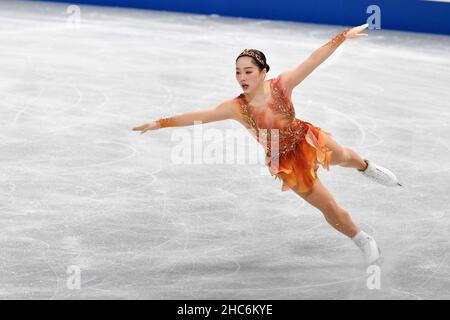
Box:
[265, 64, 270, 72]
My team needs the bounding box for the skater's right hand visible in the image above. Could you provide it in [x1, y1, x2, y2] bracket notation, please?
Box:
[132, 121, 160, 134]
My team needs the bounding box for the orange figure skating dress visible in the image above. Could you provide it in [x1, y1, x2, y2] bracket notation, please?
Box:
[236, 75, 333, 194]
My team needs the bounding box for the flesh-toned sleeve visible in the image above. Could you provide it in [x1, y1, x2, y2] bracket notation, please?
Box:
[157, 99, 237, 128]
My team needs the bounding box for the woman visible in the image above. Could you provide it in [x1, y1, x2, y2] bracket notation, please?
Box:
[132, 23, 402, 266]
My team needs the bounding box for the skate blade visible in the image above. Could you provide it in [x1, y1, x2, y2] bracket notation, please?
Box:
[366, 248, 384, 267]
[373, 255, 384, 266]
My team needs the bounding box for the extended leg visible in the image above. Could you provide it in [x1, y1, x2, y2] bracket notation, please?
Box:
[291, 178, 383, 265]
[322, 133, 402, 187]
[291, 177, 359, 237]
[323, 134, 367, 170]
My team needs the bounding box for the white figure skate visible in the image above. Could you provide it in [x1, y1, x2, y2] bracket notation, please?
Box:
[352, 231, 384, 266]
[358, 159, 403, 187]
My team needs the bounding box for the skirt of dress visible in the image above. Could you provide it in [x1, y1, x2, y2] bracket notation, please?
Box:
[266, 121, 333, 194]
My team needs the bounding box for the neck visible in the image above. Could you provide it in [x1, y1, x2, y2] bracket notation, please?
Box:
[244, 80, 267, 102]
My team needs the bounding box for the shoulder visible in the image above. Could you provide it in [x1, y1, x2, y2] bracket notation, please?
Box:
[271, 74, 293, 99]
[220, 96, 243, 109]
[217, 96, 244, 120]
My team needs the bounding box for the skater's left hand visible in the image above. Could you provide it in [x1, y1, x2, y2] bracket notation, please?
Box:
[345, 23, 369, 39]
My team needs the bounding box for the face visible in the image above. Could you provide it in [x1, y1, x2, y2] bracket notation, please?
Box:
[235, 56, 266, 93]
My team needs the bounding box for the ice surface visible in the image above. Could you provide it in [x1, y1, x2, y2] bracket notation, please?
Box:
[0, 0, 449, 299]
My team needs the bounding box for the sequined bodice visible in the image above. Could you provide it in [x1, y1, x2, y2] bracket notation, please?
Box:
[238, 76, 308, 159]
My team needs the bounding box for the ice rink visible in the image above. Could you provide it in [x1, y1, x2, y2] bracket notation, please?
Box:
[0, 0, 449, 299]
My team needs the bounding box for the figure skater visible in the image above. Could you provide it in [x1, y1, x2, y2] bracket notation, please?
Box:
[132, 23, 402, 266]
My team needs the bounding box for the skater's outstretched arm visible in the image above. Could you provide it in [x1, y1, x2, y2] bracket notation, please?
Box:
[132, 99, 236, 134]
[280, 23, 369, 91]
